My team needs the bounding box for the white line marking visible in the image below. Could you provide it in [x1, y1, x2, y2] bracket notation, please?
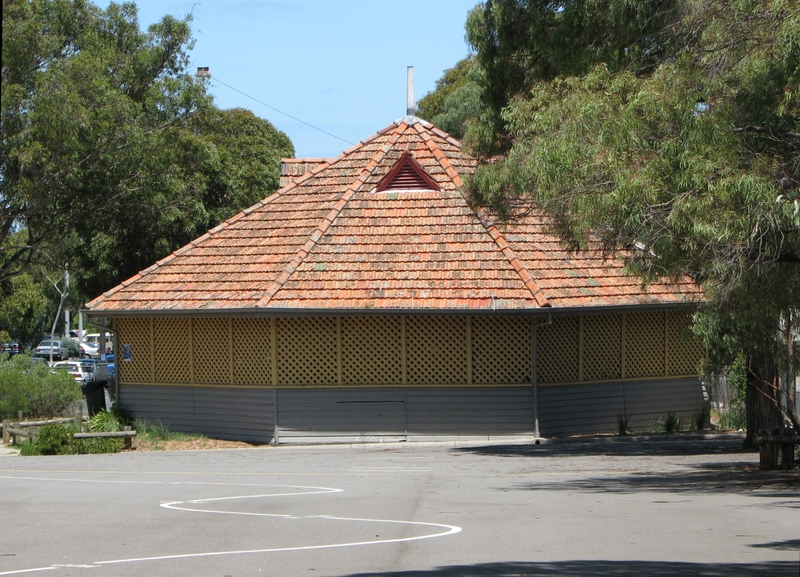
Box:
[0, 569, 58, 575]
[2, 480, 461, 574]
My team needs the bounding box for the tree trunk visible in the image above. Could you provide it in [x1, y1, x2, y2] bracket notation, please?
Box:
[743, 358, 784, 448]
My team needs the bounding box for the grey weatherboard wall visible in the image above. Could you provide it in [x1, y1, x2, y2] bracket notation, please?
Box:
[119, 378, 707, 444]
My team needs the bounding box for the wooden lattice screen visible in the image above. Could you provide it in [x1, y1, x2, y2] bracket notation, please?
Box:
[277, 317, 337, 386]
[116, 318, 151, 383]
[625, 311, 666, 378]
[115, 310, 703, 388]
[583, 315, 622, 381]
[341, 317, 403, 386]
[406, 316, 467, 385]
[472, 316, 530, 384]
[153, 318, 191, 384]
[538, 316, 579, 384]
[232, 318, 271, 386]
[666, 311, 705, 376]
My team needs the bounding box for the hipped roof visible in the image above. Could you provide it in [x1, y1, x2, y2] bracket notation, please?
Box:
[87, 118, 701, 315]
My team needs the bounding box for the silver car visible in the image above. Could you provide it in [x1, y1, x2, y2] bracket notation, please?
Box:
[34, 340, 69, 361]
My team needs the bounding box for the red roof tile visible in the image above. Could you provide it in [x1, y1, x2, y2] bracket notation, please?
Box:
[86, 118, 702, 313]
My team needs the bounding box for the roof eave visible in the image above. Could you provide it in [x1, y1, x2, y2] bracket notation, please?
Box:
[83, 301, 702, 319]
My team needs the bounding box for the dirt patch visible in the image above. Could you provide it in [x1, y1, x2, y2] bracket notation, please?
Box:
[132, 437, 262, 452]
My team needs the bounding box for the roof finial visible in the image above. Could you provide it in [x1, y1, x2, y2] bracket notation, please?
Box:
[406, 66, 416, 116]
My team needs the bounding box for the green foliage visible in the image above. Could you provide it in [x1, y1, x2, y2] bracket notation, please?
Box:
[2, 0, 293, 305]
[462, 0, 799, 443]
[716, 406, 747, 431]
[693, 404, 710, 431]
[89, 406, 133, 432]
[417, 57, 482, 139]
[0, 268, 49, 349]
[19, 422, 122, 455]
[615, 410, 630, 435]
[656, 411, 683, 434]
[0, 354, 81, 418]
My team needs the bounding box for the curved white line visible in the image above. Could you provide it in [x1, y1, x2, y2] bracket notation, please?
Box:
[1, 483, 461, 573]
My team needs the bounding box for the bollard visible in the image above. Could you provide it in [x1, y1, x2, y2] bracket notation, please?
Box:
[18, 410, 22, 423]
[29, 426, 38, 444]
[74, 406, 83, 432]
[2, 419, 8, 444]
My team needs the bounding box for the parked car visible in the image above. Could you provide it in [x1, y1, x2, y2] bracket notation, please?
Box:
[53, 361, 92, 383]
[34, 340, 70, 361]
[0, 342, 20, 357]
[79, 341, 100, 359]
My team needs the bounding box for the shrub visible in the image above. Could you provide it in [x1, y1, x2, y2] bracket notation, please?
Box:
[615, 410, 631, 436]
[717, 406, 747, 430]
[0, 355, 81, 418]
[693, 404, 710, 431]
[19, 422, 123, 455]
[658, 411, 682, 434]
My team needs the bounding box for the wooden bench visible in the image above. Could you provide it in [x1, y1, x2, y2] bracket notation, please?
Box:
[755, 427, 798, 470]
[73, 429, 137, 450]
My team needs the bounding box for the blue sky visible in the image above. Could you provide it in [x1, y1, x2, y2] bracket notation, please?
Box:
[106, 1, 478, 158]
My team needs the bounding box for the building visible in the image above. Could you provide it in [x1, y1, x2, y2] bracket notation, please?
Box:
[85, 117, 706, 443]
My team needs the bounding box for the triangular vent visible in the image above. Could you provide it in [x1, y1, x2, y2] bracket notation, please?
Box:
[376, 152, 440, 192]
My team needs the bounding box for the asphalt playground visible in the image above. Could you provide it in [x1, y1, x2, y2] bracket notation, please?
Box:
[0, 436, 798, 577]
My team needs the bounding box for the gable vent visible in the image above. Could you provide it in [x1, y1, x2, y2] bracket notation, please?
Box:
[376, 152, 440, 192]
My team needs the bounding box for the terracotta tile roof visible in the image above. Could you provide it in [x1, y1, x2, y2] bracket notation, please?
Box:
[86, 118, 702, 313]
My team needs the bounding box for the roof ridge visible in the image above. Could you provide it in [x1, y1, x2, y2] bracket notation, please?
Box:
[481, 215, 550, 307]
[416, 124, 549, 307]
[415, 123, 465, 189]
[255, 123, 411, 307]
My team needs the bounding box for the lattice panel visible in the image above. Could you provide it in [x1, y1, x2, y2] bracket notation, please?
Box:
[153, 318, 191, 384]
[625, 312, 666, 378]
[341, 317, 403, 385]
[406, 316, 467, 385]
[584, 314, 621, 381]
[277, 317, 337, 386]
[117, 318, 152, 383]
[472, 317, 530, 384]
[538, 316, 579, 383]
[193, 318, 230, 385]
[666, 311, 704, 375]
[232, 318, 271, 386]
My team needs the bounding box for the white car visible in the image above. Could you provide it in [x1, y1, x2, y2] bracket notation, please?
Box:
[53, 361, 92, 383]
[79, 341, 100, 359]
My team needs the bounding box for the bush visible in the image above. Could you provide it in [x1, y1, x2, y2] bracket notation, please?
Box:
[19, 422, 123, 455]
[0, 355, 81, 419]
[656, 411, 682, 433]
[717, 406, 747, 430]
[89, 407, 134, 432]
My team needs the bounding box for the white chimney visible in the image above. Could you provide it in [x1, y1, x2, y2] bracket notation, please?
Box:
[406, 66, 416, 116]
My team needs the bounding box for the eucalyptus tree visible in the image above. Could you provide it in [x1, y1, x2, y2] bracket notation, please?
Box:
[462, 0, 799, 444]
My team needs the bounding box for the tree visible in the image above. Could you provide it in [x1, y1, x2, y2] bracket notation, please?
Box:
[1, 0, 209, 284]
[72, 106, 293, 299]
[2, 1, 294, 320]
[417, 57, 482, 140]
[462, 0, 799, 445]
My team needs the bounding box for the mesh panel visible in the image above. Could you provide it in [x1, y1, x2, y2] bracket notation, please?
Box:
[538, 316, 579, 384]
[233, 318, 271, 386]
[277, 317, 337, 386]
[341, 317, 403, 385]
[667, 311, 704, 375]
[625, 312, 666, 378]
[472, 317, 530, 384]
[584, 315, 621, 381]
[153, 318, 191, 384]
[117, 318, 152, 384]
[193, 318, 230, 385]
[406, 316, 467, 385]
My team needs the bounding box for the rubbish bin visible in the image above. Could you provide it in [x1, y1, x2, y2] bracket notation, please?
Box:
[81, 380, 107, 416]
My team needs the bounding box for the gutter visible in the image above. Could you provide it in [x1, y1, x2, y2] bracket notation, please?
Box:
[82, 301, 701, 320]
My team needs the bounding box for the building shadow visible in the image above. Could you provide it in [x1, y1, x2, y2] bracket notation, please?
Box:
[750, 538, 800, 551]
[343, 560, 798, 577]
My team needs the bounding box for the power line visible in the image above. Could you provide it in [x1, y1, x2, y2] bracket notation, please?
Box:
[210, 76, 355, 146]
